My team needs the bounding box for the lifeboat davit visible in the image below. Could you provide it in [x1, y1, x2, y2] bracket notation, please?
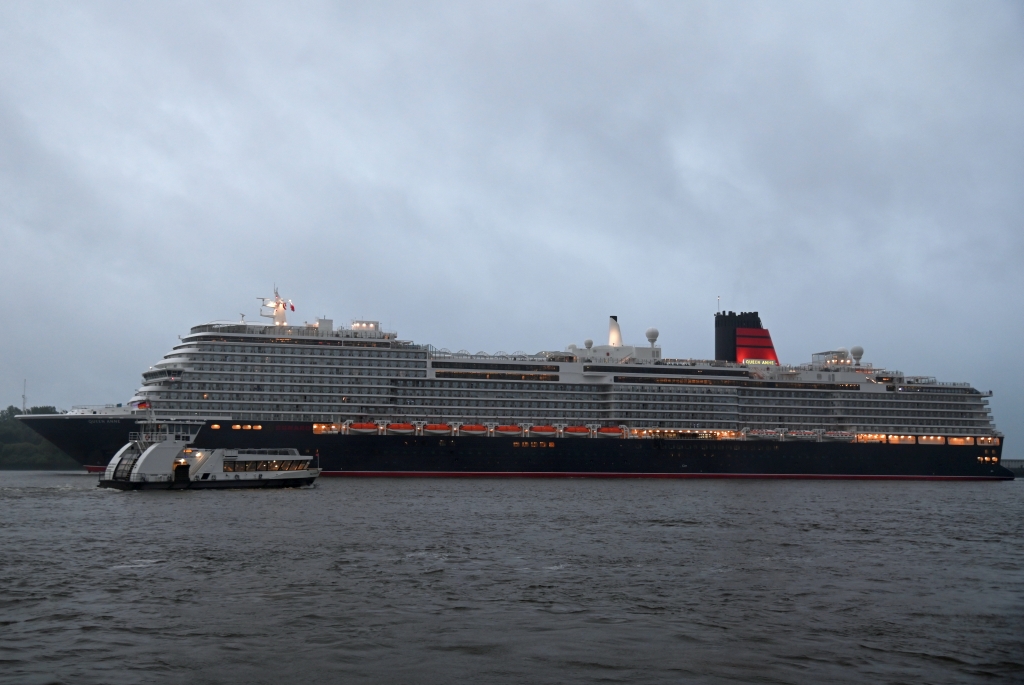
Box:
[785, 430, 818, 441]
[530, 425, 557, 438]
[423, 424, 452, 435]
[494, 425, 522, 436]
[349, 422, 379, 435]
[823, 431, 856, 442]
[596, 427, 624, 438]
[459, 424, 488, 436]
[563, 426, 590, 437]
[386, 423, 415, 435]
[747, 429, 780, 440]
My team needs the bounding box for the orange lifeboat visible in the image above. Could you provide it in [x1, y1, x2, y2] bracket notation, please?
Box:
[530, 425, 557, 438]
[563, 426, 590, 437]
[349, 422, 379, 435]
[494, 425, 522, 436]
[596, 426, 624, 438]
[423, 423, 452, 435]
[386, 423, 415, 435]
[459, 424, 488, 436]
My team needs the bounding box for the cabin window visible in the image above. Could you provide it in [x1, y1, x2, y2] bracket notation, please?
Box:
[222, 458, 305, 471]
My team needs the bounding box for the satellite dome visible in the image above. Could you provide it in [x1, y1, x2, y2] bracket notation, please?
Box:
[851, 346, 864, 365]
[584, 339, 593, 350]
[645, 328, 659, 345]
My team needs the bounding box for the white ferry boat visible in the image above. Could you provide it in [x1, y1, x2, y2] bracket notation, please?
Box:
[98, 425, 319, 490]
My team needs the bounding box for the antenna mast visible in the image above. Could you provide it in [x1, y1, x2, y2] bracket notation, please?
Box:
[258, 287, 295, 326]
[22, 380, 27, 413]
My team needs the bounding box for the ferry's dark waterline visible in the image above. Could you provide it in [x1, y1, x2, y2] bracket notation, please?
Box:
[2, 472, 1021, 684]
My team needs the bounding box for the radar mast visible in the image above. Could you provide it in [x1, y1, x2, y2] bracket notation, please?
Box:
[259, 287, 294, 326]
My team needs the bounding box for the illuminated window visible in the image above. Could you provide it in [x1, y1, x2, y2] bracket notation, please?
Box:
[313, 423, 340, 435]
[232, 425, 241, 430]
[211, 424, 221, 430]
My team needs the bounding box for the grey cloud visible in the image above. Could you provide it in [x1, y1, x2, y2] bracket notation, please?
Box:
[1, 1, 1022, 449]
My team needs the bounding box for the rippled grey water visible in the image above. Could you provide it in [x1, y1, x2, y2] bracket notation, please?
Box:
[1, 472, 1022, 685]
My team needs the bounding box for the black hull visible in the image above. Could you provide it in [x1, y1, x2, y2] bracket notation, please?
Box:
[19, 415, 1012, 480]
[194, 422, 1012, 481]
[18, 415, 141, 467]
[98, 476, 317, 490]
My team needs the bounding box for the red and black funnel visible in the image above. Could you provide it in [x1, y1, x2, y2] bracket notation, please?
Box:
[714, 311, 779, 365]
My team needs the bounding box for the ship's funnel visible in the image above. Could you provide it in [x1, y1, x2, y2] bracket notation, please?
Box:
[608, 316, 622, 347]
[714, 311, 779, 364]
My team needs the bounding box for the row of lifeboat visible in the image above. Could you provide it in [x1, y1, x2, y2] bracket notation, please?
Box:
[347, 423, 625, 438]
[747, 429, 856, 442]
[339, 425, 862, 442]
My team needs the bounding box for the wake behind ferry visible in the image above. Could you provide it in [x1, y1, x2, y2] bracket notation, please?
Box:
[19, 291, 1011, 480]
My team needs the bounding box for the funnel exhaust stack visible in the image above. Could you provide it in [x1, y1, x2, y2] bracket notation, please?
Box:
[608, 316, 622, 347]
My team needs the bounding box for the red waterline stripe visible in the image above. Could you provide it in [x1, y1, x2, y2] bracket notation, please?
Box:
[318, 471, 1011, 481]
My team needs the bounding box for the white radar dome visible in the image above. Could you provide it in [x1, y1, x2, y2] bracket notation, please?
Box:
[645, 328, 659, 345]
[584, 339, 593, 350]
[851, 346, 864, 365]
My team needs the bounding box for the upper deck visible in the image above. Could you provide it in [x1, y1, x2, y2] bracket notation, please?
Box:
[115, 295, 999, 439]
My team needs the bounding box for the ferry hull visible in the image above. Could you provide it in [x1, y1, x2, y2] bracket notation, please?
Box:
[98, 476, 317, 490]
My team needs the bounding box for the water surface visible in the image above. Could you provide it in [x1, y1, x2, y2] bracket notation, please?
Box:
[2, 472, 1021, 684]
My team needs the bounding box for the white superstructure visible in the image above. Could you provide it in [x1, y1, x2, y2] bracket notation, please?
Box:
[82, 292, 999, 439]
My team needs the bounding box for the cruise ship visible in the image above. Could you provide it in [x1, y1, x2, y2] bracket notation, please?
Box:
[19, 291, 1011, 479]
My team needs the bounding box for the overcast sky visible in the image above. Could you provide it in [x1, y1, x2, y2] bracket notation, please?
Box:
[2, 2, 1022, 454]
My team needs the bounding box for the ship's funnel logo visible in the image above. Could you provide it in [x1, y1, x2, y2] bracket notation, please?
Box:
[735, 327, 779, 365]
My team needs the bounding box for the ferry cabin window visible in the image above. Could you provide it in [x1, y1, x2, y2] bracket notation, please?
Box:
[224, 460, 309, 472]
